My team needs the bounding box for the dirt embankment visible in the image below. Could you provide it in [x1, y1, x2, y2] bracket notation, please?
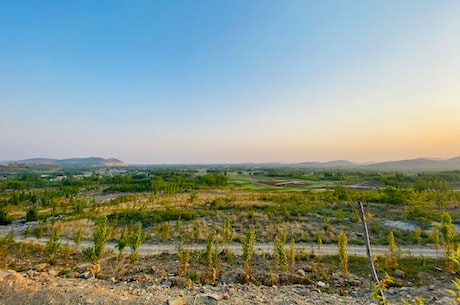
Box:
[0, 267, 456, 305]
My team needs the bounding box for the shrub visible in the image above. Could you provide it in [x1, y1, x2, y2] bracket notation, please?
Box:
[0, 207, 11, 225]
[26, 205, 39, 222]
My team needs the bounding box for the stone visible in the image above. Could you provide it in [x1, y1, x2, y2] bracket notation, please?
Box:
[48, 269, 59, 277]
[75, 263, 92, 273]
[161, 278, 172, 288]
[296, 269, 306, 277]
[66, 272, 80, 279]
[171, 276, 193, 288]
[34, 263, 47, 272]
[0, 270, 28, 289]
[80, 271, 94, 279]
[317, 281, 327, 288]
[394, 269, 405, 278]
[167, 297, 183, 305]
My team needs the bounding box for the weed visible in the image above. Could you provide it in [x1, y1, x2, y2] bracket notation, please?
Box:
[63, 241, 70, 265]
[155, 222, 170, 242]
[74, 227, 82, 246]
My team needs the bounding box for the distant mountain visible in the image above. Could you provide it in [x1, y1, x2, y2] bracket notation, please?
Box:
[296, 156, 460, 170]
[365, 156, 460, 170]
[13, 157, 126, 167]
[322, 160, 356, 167]
[297, 160, 356, 168]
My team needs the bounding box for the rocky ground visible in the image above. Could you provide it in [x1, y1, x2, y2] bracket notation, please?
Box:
[0, 266, 456, 305]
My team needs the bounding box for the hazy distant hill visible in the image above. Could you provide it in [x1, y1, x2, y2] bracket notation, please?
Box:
[298, 160, 355, 168]
[296, 156, 460, 170]
[365, 156, 460, 170]
[14, 157, 126, 167]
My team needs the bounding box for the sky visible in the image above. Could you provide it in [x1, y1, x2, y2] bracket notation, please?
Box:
[1, 1, 460, 164]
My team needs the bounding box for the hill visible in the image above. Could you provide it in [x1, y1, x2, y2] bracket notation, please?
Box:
[13, 157, 126, 167]
[365, 156, 460, 170]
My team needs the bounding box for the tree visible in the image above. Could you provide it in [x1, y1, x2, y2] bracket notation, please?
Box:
[337, 232, 348, 275]
[242, 228, 256, 281]
[127, 222, 146, 264]
[440, 212, 455, 271]
[84, 216, 109, 267]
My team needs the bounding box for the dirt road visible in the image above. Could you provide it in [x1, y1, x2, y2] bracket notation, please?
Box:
[1, 227, 442, 258]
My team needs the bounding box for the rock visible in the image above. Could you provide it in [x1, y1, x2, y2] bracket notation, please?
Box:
[205, 294, 221, 301]
[317, 281, 327, 288]
[161, 278, 172, 288]
[0, 270, 29, 290]
[80, 271, 94, 279]
[75, 263, 92, 273]
[260, 272, 279, 286]
[48, 269, 59, 277]
[26, 270, 40, 278]
[67, 272, 80, 278]
[195, 295, 219, 305]
[34, 263, 47, 272]
[279, 274, 306, 285]
[394, 269, 405, 278]
[296, 269, 306, 277]
[171, 276, 193, 288]
[167, 297, 183, 305]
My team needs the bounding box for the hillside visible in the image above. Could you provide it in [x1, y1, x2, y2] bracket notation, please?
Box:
[12, 157, 126, 167]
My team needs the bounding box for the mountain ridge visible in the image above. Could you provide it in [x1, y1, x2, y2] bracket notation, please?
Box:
[3, 155, 460, 170]
[10, 157, 126, 167]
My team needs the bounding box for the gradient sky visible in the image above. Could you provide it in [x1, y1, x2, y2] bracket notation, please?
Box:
[1, 1, 460, 164]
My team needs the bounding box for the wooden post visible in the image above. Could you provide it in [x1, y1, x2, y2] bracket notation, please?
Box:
[357, 201, 385, 301]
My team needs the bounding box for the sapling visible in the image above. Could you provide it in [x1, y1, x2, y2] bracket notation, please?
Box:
[63, 242, 70, 265]
[84, 216, 109, 272]
[74, 227, 82, 246]
[177, 236, 190, 276]
[205, 230, 217, 271]
[220, 217, 234, 246]
[116, 226, 128, 261]
[440, 211, 455, 271]
[46, 228, 61, 265]
[274, 235, 287, 272]
[428, 225, 440, 258]
[337, 232, 348, 275]
[415, 227, 422, 256]
[289, 236, 296, 270]
[127, 221, 146, 264]
[385, 231, 399, 271]
[202, 230, 218, 283]
[192, 220, 201, 242]
[242, 228, 256, 280]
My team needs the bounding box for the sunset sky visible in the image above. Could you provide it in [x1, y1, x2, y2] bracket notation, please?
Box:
[1, 1, 460, 164]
